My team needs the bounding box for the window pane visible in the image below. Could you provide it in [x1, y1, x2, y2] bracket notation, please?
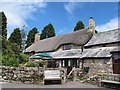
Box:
[114, 54, 120, 63]
[63, 44, 71, 50]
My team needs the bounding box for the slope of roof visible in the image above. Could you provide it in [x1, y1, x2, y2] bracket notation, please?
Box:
[81, 46, 120, 58]
[24, 28, 93, 53]
[49, 49, 82, 59]
[85, 28, 120, 47]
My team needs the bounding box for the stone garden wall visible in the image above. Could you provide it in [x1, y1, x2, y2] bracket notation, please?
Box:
[1, 66, 67, 84]
[2, 66, 43, 84]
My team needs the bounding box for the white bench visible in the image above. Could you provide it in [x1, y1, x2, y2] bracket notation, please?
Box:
[43, 70, 62, 85]
[100, 80, 120, 88]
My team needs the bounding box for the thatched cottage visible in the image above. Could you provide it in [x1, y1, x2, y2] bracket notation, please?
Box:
[24, 17, 120, 75]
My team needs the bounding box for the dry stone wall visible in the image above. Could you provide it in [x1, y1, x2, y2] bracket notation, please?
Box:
[1, 66, 67, 84]
[2, 66, 43, 84]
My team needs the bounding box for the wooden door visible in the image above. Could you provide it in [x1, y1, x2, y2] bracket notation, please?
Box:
[67, 60, 72, 74]
[112, 54, 120, 74]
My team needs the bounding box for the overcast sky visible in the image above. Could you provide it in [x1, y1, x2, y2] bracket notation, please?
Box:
[0, 0, 119, 38]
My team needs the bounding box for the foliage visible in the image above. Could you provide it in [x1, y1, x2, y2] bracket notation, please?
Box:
[8, 28, 22, 49]
[0, 12, 7, 39]
[2, 37, 28, 67]
[25, 61, 36, 67]
[25, 27, 38, 48]
[38, 60, 48, 67]
[2, 37, 20, 67]
[74, 21, 85, 31]
[40, 23, 55, 40]
[19, 53, 28, 64]
[80, 78, 84, 80]
[1, 12, 28, 67]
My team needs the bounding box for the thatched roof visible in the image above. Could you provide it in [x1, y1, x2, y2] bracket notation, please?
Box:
[81, 46, 120, 58]
[49, 49, 82, 59]
[85, 28, 120, 47]
[24, 29, 93, 53]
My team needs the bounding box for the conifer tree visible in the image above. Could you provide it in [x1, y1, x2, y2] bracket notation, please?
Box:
[0, 12, 7, 38]
[8, 28, 22, 49]
[74, 21, 84, 31]
[40, 23, 55, 40]
[25, 27, 38, 48]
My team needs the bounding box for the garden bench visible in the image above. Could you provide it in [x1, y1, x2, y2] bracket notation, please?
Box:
[43, 70, 62, 85]
[100, 80, 120, 88]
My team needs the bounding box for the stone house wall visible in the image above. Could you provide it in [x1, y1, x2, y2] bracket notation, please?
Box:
[81, 58, 113, 78]
[56, 44, 81, 52]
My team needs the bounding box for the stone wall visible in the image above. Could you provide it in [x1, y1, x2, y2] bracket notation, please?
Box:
[72, 44, 81, 49]
[2, 66, 43, 84]
[1, 66, 67, 84]
[55, 44, 81, 52]
[82, 58, 113, 79]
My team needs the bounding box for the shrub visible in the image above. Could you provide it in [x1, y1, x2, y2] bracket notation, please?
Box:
[2, 37, 20, 67]
[19, 53, 28, 64]
[25, 61, 36, 67]
[39, 60, 48, 67]
[80, 78, 84, 80]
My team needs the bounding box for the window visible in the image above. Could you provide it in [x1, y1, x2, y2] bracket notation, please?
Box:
[63, 44, 71, 50]
[113, 54, 120, 63]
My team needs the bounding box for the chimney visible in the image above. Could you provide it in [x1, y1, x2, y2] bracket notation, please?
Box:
[89, 17, 95, 34]
[35, 32, 40, 42]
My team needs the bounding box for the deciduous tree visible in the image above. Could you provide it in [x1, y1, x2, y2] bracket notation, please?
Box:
[21, 25, 27, 51]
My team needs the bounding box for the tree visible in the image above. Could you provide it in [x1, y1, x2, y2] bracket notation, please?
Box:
[21, 25, 27, 51]
[2, 37, 20, 66]
[2, 37, 28, 66]
[25, 27, 38, 48]
[40, 23, 55, 40]
[0, 12, 7, 39]
[8, 28, 22, 49]
[74, 21, 85, 31]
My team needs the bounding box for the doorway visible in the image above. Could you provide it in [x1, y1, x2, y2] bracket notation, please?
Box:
[112, 53, 120, 74]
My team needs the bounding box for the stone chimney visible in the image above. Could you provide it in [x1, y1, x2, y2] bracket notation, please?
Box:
[89, 17, 95, 34]
[35, 32, 40, 43]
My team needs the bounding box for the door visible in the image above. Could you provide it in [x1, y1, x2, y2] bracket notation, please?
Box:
[112, 54, 120, 74]
[67, 60, 72, 74]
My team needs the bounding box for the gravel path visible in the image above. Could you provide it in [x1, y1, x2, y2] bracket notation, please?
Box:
[1, 81, 106, 88]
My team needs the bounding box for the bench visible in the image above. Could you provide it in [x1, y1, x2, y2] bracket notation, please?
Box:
[43, 70, 62, 85]
[100, 80, 120, 88]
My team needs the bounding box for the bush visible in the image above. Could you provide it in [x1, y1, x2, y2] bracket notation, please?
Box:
[2, 37, 20, 67]
[19, 53, 28, 64]
[25, 61, 36, 67]
[39, 60, 48, 67]
[80, 78, 84, 80]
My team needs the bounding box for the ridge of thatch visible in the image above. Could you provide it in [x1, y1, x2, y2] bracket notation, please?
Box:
[24, 28, 93, 53]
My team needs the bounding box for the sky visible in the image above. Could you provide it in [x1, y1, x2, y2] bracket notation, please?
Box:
[0, 0, 119, 38]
